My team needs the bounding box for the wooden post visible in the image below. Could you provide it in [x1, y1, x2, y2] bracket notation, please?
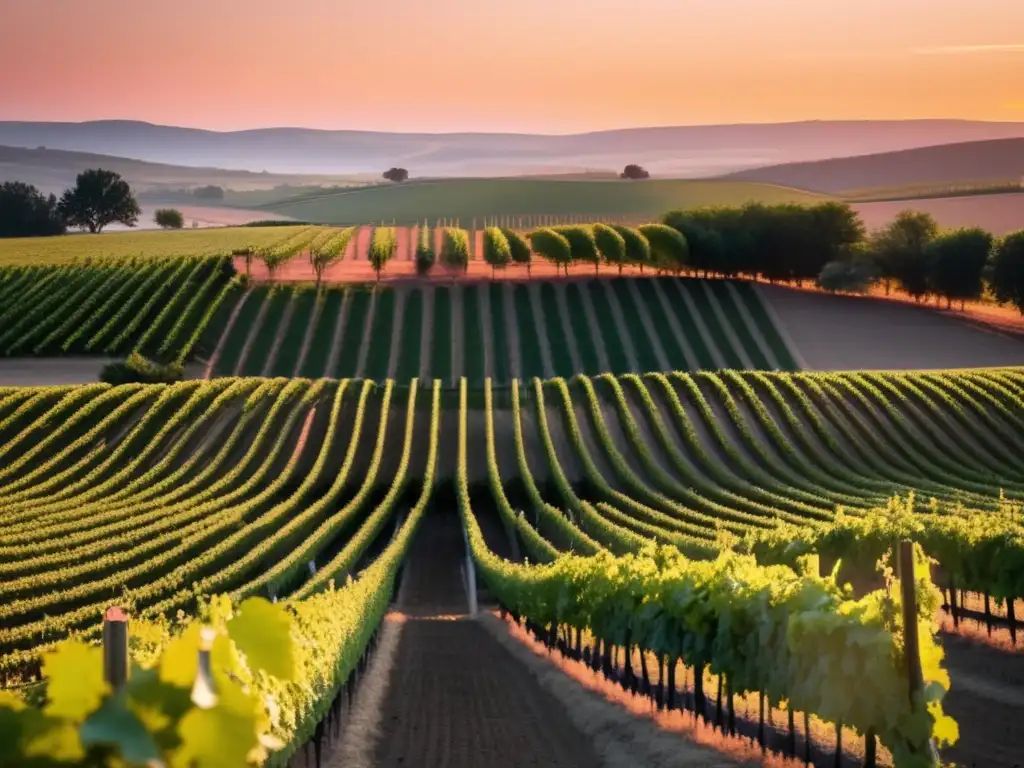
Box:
[102, 606, 128, 692]
[898, 540, 939, 765]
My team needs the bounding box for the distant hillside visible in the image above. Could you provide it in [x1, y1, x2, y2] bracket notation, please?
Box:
[0, 145, 365, 196]
[720, 138, 1024, 194]
[259, 177, 827, 225]
[2, 119, 1024, 177]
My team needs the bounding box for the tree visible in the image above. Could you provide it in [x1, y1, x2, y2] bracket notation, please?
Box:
[870, 210, 938, 298]
[988, 230, 1024, 315]
[592, 223, 627, 273]
[415, 224, 436, 276]
[0, 182, 65, 238]
[482, 227, 512, 278]
[59, 169, 140, 233]
[611, 225, 651, 272]
[926, 228, 994, 309]
[382, 168, 409, 183]
[620, 164, 650, 180]
[369, 227, 398, 281]
[309, 226, 356, 290]
[528, 229, 573, 275]
[441, 228, 470, 272]
[256, 247, 286, 282]
[501, 228, 533, 275]
[154, 208, 184, 229]
[551, 225, 600, 273]
[193, 185, 225, 200]
[639, 224, 688, 273]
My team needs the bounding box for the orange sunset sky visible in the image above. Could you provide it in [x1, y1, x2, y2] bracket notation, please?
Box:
[1, 0, 1023, 133]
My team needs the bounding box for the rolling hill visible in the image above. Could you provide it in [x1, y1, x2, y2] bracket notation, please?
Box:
[720, 138, 1024, 195]
[0, 144, 363, 197]
[3, 119, 1024, 176]
[256, 178, 826, 224]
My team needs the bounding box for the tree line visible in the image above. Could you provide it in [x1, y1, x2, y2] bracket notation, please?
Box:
[661, 203, 1024, 314]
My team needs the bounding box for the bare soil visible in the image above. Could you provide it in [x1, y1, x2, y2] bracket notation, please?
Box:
[941, 633, 1024, 768]
[372, 508, 601, 767]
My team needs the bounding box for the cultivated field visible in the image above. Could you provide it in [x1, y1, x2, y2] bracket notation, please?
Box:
[0, 224, 315, 266]
[203, 278, 799, 383]
[1, 370, 1023, 766]
[5, 210, 1024, 767]
[852, 192, 1024, 236]
[256, 178, 826, 225]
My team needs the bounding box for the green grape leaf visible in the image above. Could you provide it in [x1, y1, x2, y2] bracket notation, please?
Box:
[172, 706, 260, 768]
[41, 641, 109, 721]
[125, 666, 193, 752]
[160, 623, 201, 687]
[227, 598, 295, 681]
[21, 710, 85, 762]
[80, 695, 162, 764]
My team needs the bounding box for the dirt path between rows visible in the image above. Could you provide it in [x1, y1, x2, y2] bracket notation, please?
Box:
[371, 508, 601, 767]
[204, 288, 252, 379]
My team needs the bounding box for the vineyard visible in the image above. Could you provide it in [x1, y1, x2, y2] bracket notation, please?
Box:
[2, 367, 1024, 764]
[204, 277, 800, 381]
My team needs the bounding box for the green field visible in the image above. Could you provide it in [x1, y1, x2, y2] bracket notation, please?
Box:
[257, 178, 827, 225]
[0, 225, 319, 266]
[207, 277, 800, 381]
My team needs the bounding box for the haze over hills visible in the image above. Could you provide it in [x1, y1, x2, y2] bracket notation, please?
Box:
[721, 138, 1024, 194]
[0, 145, 364, 197]
[3, 119, 1024, 177]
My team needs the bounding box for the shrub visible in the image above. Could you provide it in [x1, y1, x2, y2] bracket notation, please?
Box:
[100, 352, 184, 384]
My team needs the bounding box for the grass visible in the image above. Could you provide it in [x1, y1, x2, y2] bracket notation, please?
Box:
[334, 289, 371, 379]
[0, 226, 320, 266]
[212, 286, 269, 376]
[270, 287, 317, 376]
[257, 178, 827, 225]
[707, 282, 772, 369]
[512, 284, 546, 380]
[488, 284, 510, 385]
[463, 286, 485, 387]
[666, 282, 716, 370]
[683, 282, 745, 369]
[240, 288, 290, 376]
[298, 290, 343, 378]
[841, 179, 1024, 203]
[734, 283, 797, 370]
[634, 279, 692, 371]
[431, 288, 452, 386]
[609, 279, 662, 372]
[364, 288, 395, 381]
[563, 282, 602, 374]
[587, 281, 633, 375]
[395, 288, 423, 382]
[538, 283, 575, 379]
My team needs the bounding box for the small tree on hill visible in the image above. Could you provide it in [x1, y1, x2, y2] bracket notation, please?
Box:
[620, 164, 650, 180]
[382, 168, 409, 183]
[592, 223, 627, 274]
[154, 208, 184, 229]
[988, 230, 1024, 315]
[59, 168, 140, 233]
[501, 228, 533, 276]
[926, 228, 994, 309]
[611, 225, 651, 273]
[639, 224, 688, 274]
[482, 227, 512, 278]
[529, 229, 573, 276]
